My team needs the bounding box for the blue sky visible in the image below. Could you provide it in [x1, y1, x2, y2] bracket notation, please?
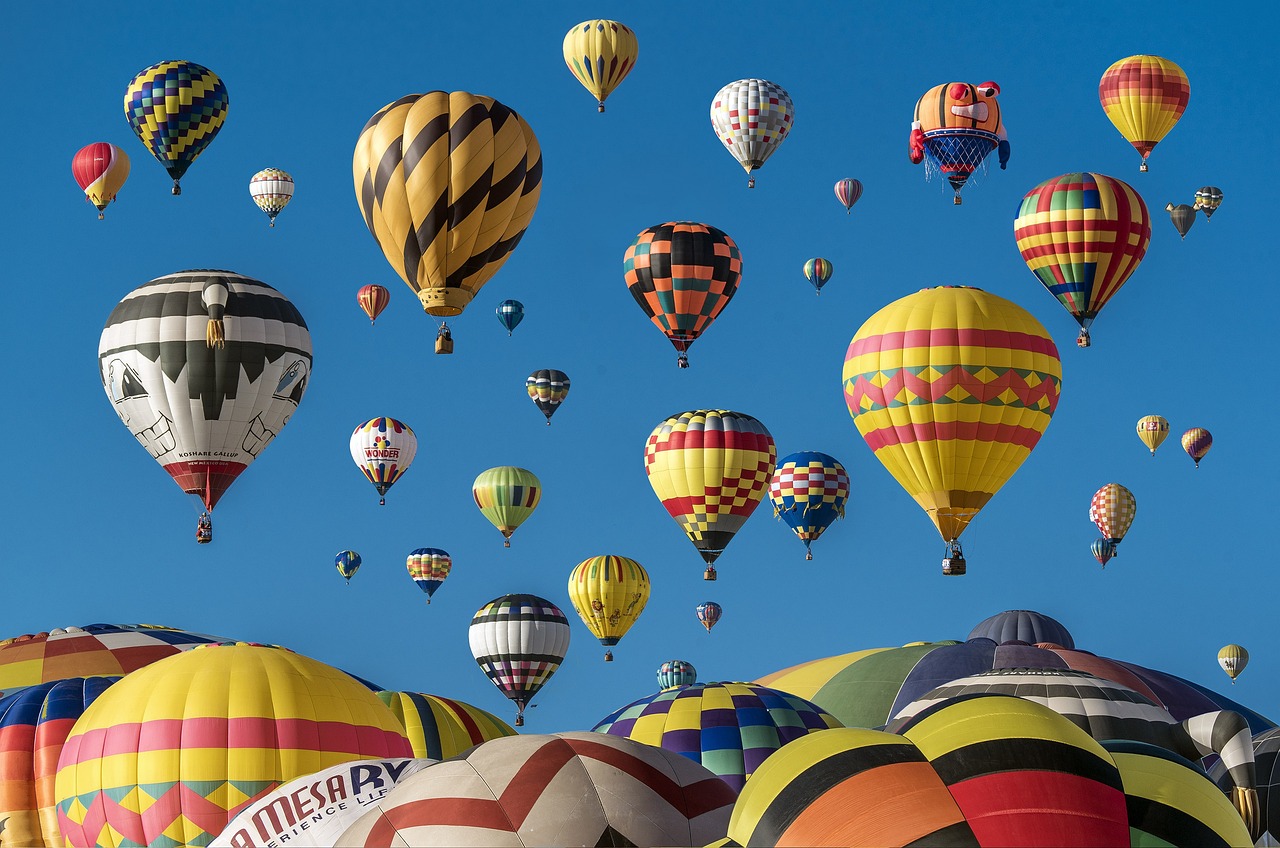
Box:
[1, 2, 1270, 734]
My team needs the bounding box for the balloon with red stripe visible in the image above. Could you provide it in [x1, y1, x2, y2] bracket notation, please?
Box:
[842, 286, 1061, 565]
[71, 143, 130, 219]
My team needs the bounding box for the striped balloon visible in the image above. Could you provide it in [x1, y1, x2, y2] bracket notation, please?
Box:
[1099, 55, 1190, 171]
[1182, 427, 1213, 467]
[657, 660, 698, 690]
[1218, 644, 1249, 682]
[843, 286, 1061, 551]
[567, 555, 651, 660]
[592, 681, 841, 792]
[526, 369, 570, 424]
[1136, 414, 1170, 455]
[123, 60, 229, 194]
[644, 410, 776, 579]
[833, 177, 863, 214]
[1195, 186, 1224, 219]
[1090, 483, 1136, 548]
[496, 299, 524, 335]
[1211, 726, 1280, 843]
[562, 20, 638, 112]
[696, 601, 722, 633]
[352, 92, 542, 320]
[1091, 537, 1117, 568]
[468, 594, 569, 726]
[54, 643, 412, 848]
[710, 79, 794, 187]
[471, 466, 541, 546]
[71, 142, 130, 218]
[801, 258, 833, 295]
[357, 283, 390, 325]
[350, 417, 417, 504]
[1013, 172, 1150, 347]
[377, 691, 515, 759]
[768, 451, 849, 560]
[337, 732, 736, 846]
[405, 548, 451, 603]
[248, 168, 294, 226]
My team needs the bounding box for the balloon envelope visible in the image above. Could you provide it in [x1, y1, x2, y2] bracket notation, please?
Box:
[1195, 186, 1223, 219]
[567, 555, 650, 657]
[709, 79, 794, 186]
[336, 550, 361, 582]
[657, 660, 698, 690]
[405, 548, 451, 602]
[833, 177, 863, 213]
[72, 143, 129, 217]
[1099, 55, 1189, 169]
[562, 20, 638, 111]
[376, 691, 515, 759]
[1136, 415, 1170, 455]
[1219, 645, 1249, 681]
[1182, 427, 1213, 466]
[357, 283, 390, 324]
[526, 369, 570, 424]
[350, 417, 417, 502]
[1167, 202, 1196, 239]
[248, 168, 293, 225]
[123, 60, 228, 192]
[468, 594, 569, 725]
[768, 451, 849, 558]
[496, 299, 524, 334]
[1090, 483, 1136, 545]
[471, 466, 541, 545]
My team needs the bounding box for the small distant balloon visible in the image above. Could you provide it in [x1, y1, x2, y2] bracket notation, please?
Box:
[657, 660, 697, 690]
[1090, 483, 1136, 553]
[1218, 644, 1248, 683]
[406, 548, 451, 604]
[1135, 415, 1170, 456]
[526, 370, 570, 425]
[249, 169, 294, 227]
[834, 178, 863, 214]
[496, 300, 524, 335]
[1091, 537, 1116, 569]
[1194, 186, 1223, 220]
[696, 601, 722, 633]
[1182, 427, 1212, 467]
[1166, 203, 1195, 239]
[562, 20, 638, 112]
[72, 143, 130, 219]
[358, 284, 390, 325]
[472, 466, 541, 546]
[802, 258, 833, 296]
[709, 79, 794, 188]
[350, 417, 417, 505]
[335, 551, 361, 583]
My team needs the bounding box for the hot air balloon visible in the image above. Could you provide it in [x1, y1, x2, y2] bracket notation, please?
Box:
[376, 691, 515, 759]
[709, 78, 794, 188]
[406, 548, 451, 603]
[1013, 172, 1151, 347]
[1136, 415, 1170, 455]
[624, 222, 743, 368]
[1195, 186, 1223, 220]
[1182, 427, 1213, 467]
[696, 601, 722, 633]
[645, 410, 776, 579]
[1090, 483, 1136, 553]
[527, 369, 570, 425]
[834, 178, 862, 214]
[843, 286, 1061, 572]
[54, 643, 412, 848]
[1219, 645, 1249, 684]
[468, 594, 569, 726]
[357, 283, 390, 325]
[98, 271, 311, 539]
[350, 417, 417, 505]
[1091, 537, 1117, 569]
[335, 550, 361, 584]
[567, 555, 651, 661]
[908, 80, 1008, 204]
[496, 299, 525, 335]
[72, 143, 130, 219]
[248, 168, 293, 227]
[123, 60, 228, 195]
[802, 258, 833, 295]
[352, 92, 541, 339]
[562, 20, 638, 112]
[769, 451, 849, 560]
[657, 660, 697, 690]
[1099, 55, 1190, 172]
[472, 466, 541, 546]
[1167, 202, 1196, 239]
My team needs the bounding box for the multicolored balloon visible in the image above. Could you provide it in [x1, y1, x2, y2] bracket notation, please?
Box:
[1166, 202, 1196, 239]
[1219, 644, 1249, 683]
[657, 660, 697, 690]
[1099, 55, 1190, 171]
[1013, 172, 1151, 347]
[645, 410, 776, 579]
[350, 417, 417, 505]
[1091, 537, 1117, 568]
[98, 271, 311, 525]
[468, 594, 570, 726]
[376, 691, 515, 759]
[1195, 186, 1223, 220]
[833, 177, 862, 214]
[72, 143, 130, 219]
[768, 451, 849, 560]
[357, 283, 390, 325]
[624, 222, 743, 368]
[802, 258, 833, 295]
[843, 287, 1061, 564]
[709, 78, 794, 188]
[406, 548, 451, 603]
[526, 369, 570, 424]
[248, 168, 294, 227]
[1136, 415, 1170, 455]
[471, 466, 541, 546]
[562, 20, 638, 112]
[335, 550, 361, 583]
[1182, 427, 1213, 467]
[352, 92, 541, 328]
[123, 60, 228, 194]
[567, 555, 650, 661]
[908, 80, 1008, 204]
[496, 299, 524, 335]
[696, 601, 722, 633]
[1090, 483, 1136, 552]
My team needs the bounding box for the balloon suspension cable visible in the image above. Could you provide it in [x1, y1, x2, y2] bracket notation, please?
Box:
[172, 181, 182, 196]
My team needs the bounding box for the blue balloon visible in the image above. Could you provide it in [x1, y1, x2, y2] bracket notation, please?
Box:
[496, 300, 524, 335]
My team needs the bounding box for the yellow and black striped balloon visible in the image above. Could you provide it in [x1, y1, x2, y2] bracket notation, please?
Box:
[352, 92, 542, 318]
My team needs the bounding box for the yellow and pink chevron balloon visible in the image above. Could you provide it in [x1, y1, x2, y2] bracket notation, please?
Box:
[842, 286, 1061, 554]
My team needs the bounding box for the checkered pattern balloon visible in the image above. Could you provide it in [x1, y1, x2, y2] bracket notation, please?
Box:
[468, 594, 569, 726]
[123, 60, 228, 193]
[248, 168, 294, 226]
[1090, 482, 1136, 545]
[710, 79, 794, 186]
[769, 451, 849, 558]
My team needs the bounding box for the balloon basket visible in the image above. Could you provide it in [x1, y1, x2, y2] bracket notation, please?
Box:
[172, 182, 182, 196]
[805, 550, 813, 561]
[942, 556, 966, 576]
[604, 651, 613, 662]
[703, 567, 717, 581]
[515, 715, 524, 727]
[1139, 162, 1149, 172]
[953, 195, 962, 206]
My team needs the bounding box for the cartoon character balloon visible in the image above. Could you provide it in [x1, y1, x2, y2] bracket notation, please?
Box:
[406, 548, 451, 604]
[357, 284, 390, 325]
[567, 555, 651, 661]
[624, 222, 743, 368]
[123, 60, 228, 195]
[562, 20, 638, 112]
[352, 92, 541, 334]
[472, 466, 541, 546]
[802, 258, 833, 295]
[1195, 186, 1223, 220]
[709, 79, 794, 188]
[769, 451, 849, 560]
[72, 143, 130, 219]
[834, 178, 863, 214]
[98, 271, 311, 538]
[843, 287, 1061, 570]
[248, 168, 294, 227]
[1182, 427, 1213, 467]
[1090, 483, 1136, 553]
[1136, 415, 1170, 455]
[645, 410, 776, 579]
[1099, 55, 1189, 171]
[469, 594, 570, 726]
[526, 369, 570, 425]
[335, 550, 361, 584]
[350, 417, 417, 505]
[496, 299, 525, 335]
[909, 81, 1009, 204]
[1013, 172, 1151, 347]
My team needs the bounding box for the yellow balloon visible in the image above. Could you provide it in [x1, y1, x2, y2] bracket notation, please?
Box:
[1098, 55, 1190, 171]
[567, 555, 651, 661]
[352, 92, 542, 318]
[1218, 644, 1248, 682]
[1135, 415, 1170, 456]
[562, 20, 638, 112]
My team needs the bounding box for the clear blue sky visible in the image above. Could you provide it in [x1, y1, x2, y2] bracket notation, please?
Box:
[1, 2, 1269, 734]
